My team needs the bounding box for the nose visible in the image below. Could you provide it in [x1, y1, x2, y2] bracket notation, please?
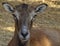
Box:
[21, 32, 28, 38]
[19, 30, 30, 42]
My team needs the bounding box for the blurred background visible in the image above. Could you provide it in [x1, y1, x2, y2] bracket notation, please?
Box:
[0, 0, 60, 46]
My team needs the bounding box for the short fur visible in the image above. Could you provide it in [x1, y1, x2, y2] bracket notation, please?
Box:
[2, 3, 60, 46]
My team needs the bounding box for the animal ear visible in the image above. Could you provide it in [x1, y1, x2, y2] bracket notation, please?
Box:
[2, 2, 14, 13]
[35, 3, 48, 13]
[30, 3, 48, 21]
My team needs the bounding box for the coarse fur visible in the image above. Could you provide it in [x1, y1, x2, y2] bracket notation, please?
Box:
[2, 2, 60, 46]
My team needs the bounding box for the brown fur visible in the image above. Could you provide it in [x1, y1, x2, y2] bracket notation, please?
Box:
[8, 25, 60, 46]
[3, 3, 60, 46]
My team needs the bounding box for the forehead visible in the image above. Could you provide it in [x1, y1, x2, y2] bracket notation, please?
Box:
[14, 4, 35, 20]
[15, 3, 34, 12]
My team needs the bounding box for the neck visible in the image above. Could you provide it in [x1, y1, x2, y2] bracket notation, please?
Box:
[14, 19, 32, 46]
[14, 22, 30, 46]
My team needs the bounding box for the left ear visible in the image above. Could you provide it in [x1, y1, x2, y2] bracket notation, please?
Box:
[30, 3, 48, 20]
[35, 3, 48, 13]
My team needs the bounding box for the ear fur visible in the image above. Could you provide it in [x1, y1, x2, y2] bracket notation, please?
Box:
[35, 3, 48, 13]
[30, 3, 48, 20]
[2, 2, 14, 13]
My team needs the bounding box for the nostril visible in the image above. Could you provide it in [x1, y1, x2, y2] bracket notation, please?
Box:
[21, 32, 28, 38]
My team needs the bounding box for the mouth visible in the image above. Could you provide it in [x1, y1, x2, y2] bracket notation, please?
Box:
[18, 31, 30, 43]
[20, 38, 29, 43]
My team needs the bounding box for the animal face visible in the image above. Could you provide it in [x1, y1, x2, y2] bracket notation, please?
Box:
[2, 2, 48, 43]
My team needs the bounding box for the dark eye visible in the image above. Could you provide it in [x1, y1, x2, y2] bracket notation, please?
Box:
[32, 15, 37, 21]
[12, 14, 16, 17]
[33, 15, 37, 18]
[12, 14, 17, 20]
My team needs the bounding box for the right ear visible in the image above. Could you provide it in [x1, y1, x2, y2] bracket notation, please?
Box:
[2, 2, 14, 13]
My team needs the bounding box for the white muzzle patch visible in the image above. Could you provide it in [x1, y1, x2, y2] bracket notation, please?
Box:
[18, 26, 30, 43]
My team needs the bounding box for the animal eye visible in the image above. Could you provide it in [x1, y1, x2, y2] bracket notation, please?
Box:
[32, 15, 37, 21]
[33, 15, 37, 18]
[12, 14, 16, 17]
[12, 14, 17, 19]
